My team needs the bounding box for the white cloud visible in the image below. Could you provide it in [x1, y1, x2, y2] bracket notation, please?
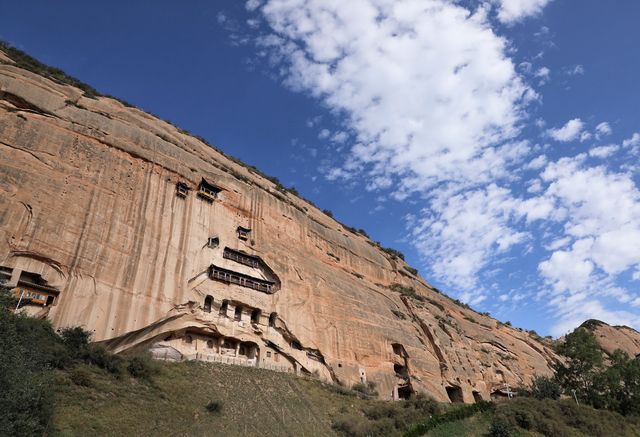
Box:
[589, 144, 619, 158]
[412, 185, 528, 290]
[527, 178, 543, 193]
[544, 236, 570, 251]
[246, 0, 263, 11]
[595, 121, 612, 137]
[256, 0, 535, 198]
[623, 132, 640, 148]
[248, 0, 638, 334]
[565, 64, 585, 76]
[539, 239, 595, 293]
[526, 154, 547, 170]
[318, 128, 331, 139]
[306, 115, 322, 128]
[538, 156, 640, 332]
[535, 66, 550, 84]
[331, 131, 349, 143]
[492, 0, 553, 24]
[547, 118, 584, 142]
[550, 299, 640, 337]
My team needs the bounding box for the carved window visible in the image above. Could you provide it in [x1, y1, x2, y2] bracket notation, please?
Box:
[176, 182, 190, 198]
[197, 178, 222, 202]
[269, 312, 277, 327]
[234, 305, 243, 321]
[219, 300, 228, 316]
[251, 308, 261, 324]
[207, 236, 219, 248]
[237, 226, 251, 241]
[203, 295, 213, 313]
[184, 335, 193, 344]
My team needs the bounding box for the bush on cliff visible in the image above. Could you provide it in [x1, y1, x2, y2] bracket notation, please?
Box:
[0, 286, 57, 436]
[0, 285, 161, 435]
[491, 397, 640, 437]
[333, 394, 442, 437]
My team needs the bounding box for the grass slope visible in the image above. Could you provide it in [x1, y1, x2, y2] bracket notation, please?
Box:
[53, 361, 378, 437]
[426, 411, 492, 437]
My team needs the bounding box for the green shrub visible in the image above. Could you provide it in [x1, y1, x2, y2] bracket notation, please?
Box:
[84, 344, 125, 375]
[495, 397, 640, 437]
[407, 393, 440, 415]
[60, 326, 91, 356]
[126, 353, 160, 380]
[488, 415, 515, 437]
[70, 365, 94, 387]
[529, 375, 561, 400]
[0, 288, 55, 436]
[389, 284, 425, 302]
[0, 40, 100, 98]
[403, 266, 418, 276]
[381, 247, 405, 261]
[332, 414, 395, 437]
[352, 381, 378, 397]
[205, 400, 223, 414]
[329, 384, 359, 397]
[404, 400, 494, 437]
[363, 403, 399, 420]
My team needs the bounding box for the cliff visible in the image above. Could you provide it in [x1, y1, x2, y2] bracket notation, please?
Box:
[0, 46, 560, 402]
[581, 320, 640, 358]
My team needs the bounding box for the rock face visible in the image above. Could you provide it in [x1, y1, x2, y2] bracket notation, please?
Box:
[582, 320, 640, 358]
[0, 49, 560, 402]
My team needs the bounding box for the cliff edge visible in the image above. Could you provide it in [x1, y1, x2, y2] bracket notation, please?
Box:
[0, 46, 560, 402]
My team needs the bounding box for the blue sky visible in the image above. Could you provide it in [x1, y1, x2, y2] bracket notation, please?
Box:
[2, 0, 640, 336]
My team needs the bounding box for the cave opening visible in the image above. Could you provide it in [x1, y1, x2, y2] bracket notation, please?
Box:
[397, 384, 413, 400]
[203, 295, 213, 313]
[446, 386, 464, 403]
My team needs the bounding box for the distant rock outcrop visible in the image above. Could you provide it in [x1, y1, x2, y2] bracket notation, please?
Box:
[0, 47, 563, 402]
[581, 320, 640, 358]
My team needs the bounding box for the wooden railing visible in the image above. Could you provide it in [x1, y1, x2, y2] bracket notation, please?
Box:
[209, 265, 275, 293]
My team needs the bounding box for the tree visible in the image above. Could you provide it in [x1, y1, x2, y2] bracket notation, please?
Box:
[529, 375, 561, 400]
[592, 349, 640, 415]
[554, 328, 603, 402]
[0, 287, 55, 435]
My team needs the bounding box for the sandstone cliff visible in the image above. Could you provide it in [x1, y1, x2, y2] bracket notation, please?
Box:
[0, 47, 560, 402]
[582, 320, 640, 359]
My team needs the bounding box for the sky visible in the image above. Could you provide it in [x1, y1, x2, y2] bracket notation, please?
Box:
[2, 0, 640, 337]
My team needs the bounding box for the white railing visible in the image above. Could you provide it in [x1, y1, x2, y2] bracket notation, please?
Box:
[155, 351, 294, 374]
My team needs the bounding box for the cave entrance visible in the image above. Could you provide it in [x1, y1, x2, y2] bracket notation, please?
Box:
[219, 300, 228, 316]
[473, 391, 483, 402]
[391, 343, 406, 357]
[203, 295, 213, 313]
[397, 384, 413, 400]
[251, 308, 261, 324]
[394, 363, 408, 379]
[446, 386, 464, 403]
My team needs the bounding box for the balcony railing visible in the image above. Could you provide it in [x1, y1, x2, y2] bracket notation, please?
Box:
[209, 265, 275, 294]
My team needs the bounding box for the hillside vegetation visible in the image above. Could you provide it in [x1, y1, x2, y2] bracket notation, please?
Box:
[3, 287, 640, 436]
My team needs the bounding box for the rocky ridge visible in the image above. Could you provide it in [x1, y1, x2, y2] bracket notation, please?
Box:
[0, 46, 561, 402]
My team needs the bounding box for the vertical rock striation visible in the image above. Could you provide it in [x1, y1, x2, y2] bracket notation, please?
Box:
[0, 49, 559, 402]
